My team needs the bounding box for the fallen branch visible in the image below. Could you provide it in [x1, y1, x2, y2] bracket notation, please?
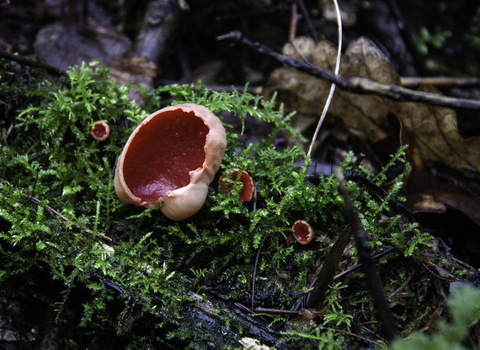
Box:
[217, 31, 480, 111]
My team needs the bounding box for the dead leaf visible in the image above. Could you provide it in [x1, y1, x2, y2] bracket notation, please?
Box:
[264, 36, 399, 145]
[400, 85, 480, 173]
[319, 0, 362, 28]
[34, 19, 131, 71]
[289, 307, 328, 330]
[187, 60, 225, 84]
[421, 307, 442, 334]
[109, 57, 158, 104]
[399, 85, 480, 224]
[264, 35, 480, 227]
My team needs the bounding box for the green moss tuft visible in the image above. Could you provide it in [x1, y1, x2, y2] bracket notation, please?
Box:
[0, 59, 439, 348]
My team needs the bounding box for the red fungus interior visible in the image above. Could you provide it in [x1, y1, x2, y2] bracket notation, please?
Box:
[123, 110, 209, 203]
[219, 170, 253, 201]
[293, 222, 310, 243]
[92, 122, 108, 139]
[219, 170, 240, 195]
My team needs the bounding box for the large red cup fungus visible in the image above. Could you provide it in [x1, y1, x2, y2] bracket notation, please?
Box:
[91, 121, 110, 141]
[114, 103, 227, 221]
[292, 220, 314, 245]
[218, 169, 254, 202]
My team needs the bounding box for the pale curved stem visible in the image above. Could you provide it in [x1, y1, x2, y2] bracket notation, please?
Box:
[307, 0, 343, 157]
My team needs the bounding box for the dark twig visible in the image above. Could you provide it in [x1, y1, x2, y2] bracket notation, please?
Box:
[388, 269, 415, 298]
[217, 31, 480, 111]
[336, 169, 397, 342]
[22, 193, 116, 245]
[30, 166, 40, 205]
[252, 235, 267, 311]
[254, 307, 299, 315]
[359, 324, 387, 344]
[401, 76, 480, 87]
[307, 225, 351, 310]
[332, 247, 395, 281]
[297, 0, 319, 42]
[288, 1, 299, 42]
[384, 0, 426, 75]
[0, 51, 66, 76]
[324, 326, 384, 347]
[344, 153, 365, 181]
[295, 247, 396, 298]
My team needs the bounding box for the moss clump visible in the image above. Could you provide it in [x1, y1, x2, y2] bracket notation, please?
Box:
[0, 59, 439, 349]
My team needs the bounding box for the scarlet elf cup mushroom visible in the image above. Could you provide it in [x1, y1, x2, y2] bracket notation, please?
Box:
[91, 121, 110, 141]
[218, 169, 254, 202]
[114, 103, 227, 221]
[292, 220, 314, 245]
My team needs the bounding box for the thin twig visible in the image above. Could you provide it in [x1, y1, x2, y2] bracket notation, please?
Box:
[252, 236, 266, 311]
[336, 168, 398, 342]
[358, 324, 387, 344]
[389, 269, 415, 298]
[288, 1, 298, 42]
[307, 0, 342, 157]
[384, 0, 425, 75]
[307, 225, 351, 310]
[323, 326, 384, 347]
[279, 231, 290, 248]
[297, 0, 319, 42]
[22, 193, 116, 245]
[401, 76, 480, 87]
[332, 247, 395, 281]
[295, 247, 396, 297]
[254, 307, 299, 315]
[217, 31, 480, 111]
[0, 51, 66, 76]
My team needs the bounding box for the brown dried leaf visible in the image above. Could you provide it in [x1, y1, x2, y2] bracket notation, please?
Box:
[288, 307, 328, 330]
[34, 22, 131, 72]
[264, 36, 480, 225]
[264, 36, 399, 144]
[399, 85, 480, 224]
[108, 57, 158, 104]
[400, 85, 480, 172]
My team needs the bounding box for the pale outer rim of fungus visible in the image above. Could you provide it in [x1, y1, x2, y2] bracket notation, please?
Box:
[114, 103, 227, 221]
[91, 121, 110, 141]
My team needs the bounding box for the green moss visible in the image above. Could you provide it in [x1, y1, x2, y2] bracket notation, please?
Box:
[0, 59, 440, 348]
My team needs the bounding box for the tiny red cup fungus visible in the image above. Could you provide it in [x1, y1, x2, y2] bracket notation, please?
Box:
[114, 103, 227, 221]
[292, 220, 314, 245]
[91, 121, 110, 141]
[218, 169, 254, 202]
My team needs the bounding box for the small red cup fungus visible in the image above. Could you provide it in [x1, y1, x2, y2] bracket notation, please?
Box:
[292, 220, 314, 245]
[218, 169, 254, 202]
[91, 121, 110, 141]
[114, 103, 227, 221]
